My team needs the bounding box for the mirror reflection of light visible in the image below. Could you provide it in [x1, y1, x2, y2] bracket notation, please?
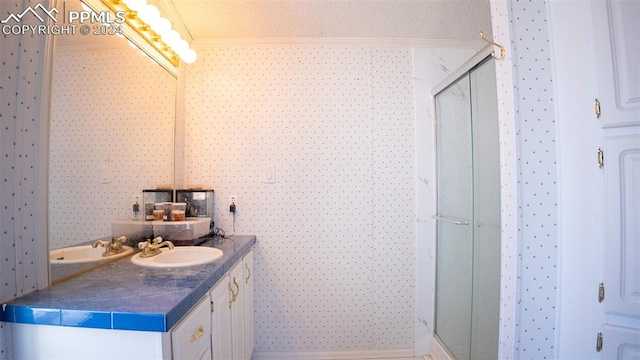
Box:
[85, 0, 199, 67]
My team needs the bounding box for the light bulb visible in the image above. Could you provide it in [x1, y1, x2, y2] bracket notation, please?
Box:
[137, 4, 160, 24]
[123, 0, 146, 12]
[181, 48, 197, 64]
[151, 17, 171, 37]
[174, 39, 189, 54]
[163, 30, 180, 48]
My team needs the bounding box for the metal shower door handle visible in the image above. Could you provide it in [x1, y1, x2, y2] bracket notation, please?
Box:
[432, 214, 470, 226]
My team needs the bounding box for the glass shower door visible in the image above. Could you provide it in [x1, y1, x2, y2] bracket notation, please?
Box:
[469, 57, 501, 360]
[434, 57, 500, 360]
[435, 73, 474, 360]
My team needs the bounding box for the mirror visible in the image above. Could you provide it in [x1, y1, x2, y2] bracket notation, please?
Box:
[49, 0, 176, 283]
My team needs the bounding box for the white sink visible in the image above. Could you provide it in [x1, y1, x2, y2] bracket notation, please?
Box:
[50, 245, 134, 264]
[130, 246, 224, 268]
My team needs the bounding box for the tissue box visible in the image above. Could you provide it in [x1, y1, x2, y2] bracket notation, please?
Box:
[152, 217, 211, 245]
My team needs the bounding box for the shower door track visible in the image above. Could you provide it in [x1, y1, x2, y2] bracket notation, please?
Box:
[432, 44, 494, 97]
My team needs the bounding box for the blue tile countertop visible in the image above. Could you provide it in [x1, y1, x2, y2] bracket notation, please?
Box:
[1, 235, 255, 332]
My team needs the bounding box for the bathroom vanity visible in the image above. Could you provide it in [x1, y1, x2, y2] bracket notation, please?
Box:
[1, 235, 256, 360]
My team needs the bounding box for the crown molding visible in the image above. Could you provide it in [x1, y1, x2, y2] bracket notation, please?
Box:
[192, 37, 484, 49]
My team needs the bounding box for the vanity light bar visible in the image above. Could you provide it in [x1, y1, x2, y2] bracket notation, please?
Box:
[80, 0, 197, 75]
[106, 0, 180, 66]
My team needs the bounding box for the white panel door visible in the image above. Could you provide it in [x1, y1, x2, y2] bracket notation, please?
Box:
[592, 0, 640, 128]
[602, 324, 640, 359]
[604, 135, 640, 317]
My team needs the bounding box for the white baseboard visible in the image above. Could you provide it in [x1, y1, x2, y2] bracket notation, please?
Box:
[252, 348, 415, 360]
[429, 336, 454, 360]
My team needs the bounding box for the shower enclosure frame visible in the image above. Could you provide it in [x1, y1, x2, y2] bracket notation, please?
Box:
[430, 44, 501, 360]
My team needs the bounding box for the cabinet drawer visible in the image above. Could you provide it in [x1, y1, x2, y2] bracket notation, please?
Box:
[172, 296, 212, 359]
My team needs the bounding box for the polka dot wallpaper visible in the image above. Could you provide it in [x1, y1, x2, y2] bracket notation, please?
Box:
[490, 0, 518, 358]
[182, 45, 416, 354]
[491, 1, 559, 359]
[371, 48, 416, 349]
[1, 0, 53, 357]
[49, 48, 175, 249]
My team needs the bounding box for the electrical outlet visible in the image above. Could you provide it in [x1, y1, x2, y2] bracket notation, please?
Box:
[230, 195, 238, 210]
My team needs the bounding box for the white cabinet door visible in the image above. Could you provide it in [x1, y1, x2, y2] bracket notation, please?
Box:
[552, 1, 640, 357]
[593, 0, 640, 128]
[209, 249, 255, 360]
[243, 249, 255, 360]
[229, 260, 246, 360]
[199, 347, 212, 360]
[171, 295, 212, 360]
[602, 324, 640, 359]
[210, 276, 233, 360]
[604, 135, 640, 317]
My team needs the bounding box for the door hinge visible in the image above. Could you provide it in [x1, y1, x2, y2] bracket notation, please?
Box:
[594, 98, 601, 119]
[598, 283, 605, 303]
[211, 301, 214, 313]
[598, 148, 604, 168]
[596, 332, 603, 352]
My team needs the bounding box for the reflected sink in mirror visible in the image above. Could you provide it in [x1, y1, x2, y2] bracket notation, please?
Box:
[50, 245, 134, 264]
[131, 246, 223, 268]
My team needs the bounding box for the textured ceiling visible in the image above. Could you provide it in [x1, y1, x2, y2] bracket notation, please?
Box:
[172, 0, 492, 41]
[57, 0, 492, 48]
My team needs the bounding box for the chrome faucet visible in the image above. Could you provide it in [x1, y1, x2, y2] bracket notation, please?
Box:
[137, 237, 174, 258]
[92, 236, 128, 257]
